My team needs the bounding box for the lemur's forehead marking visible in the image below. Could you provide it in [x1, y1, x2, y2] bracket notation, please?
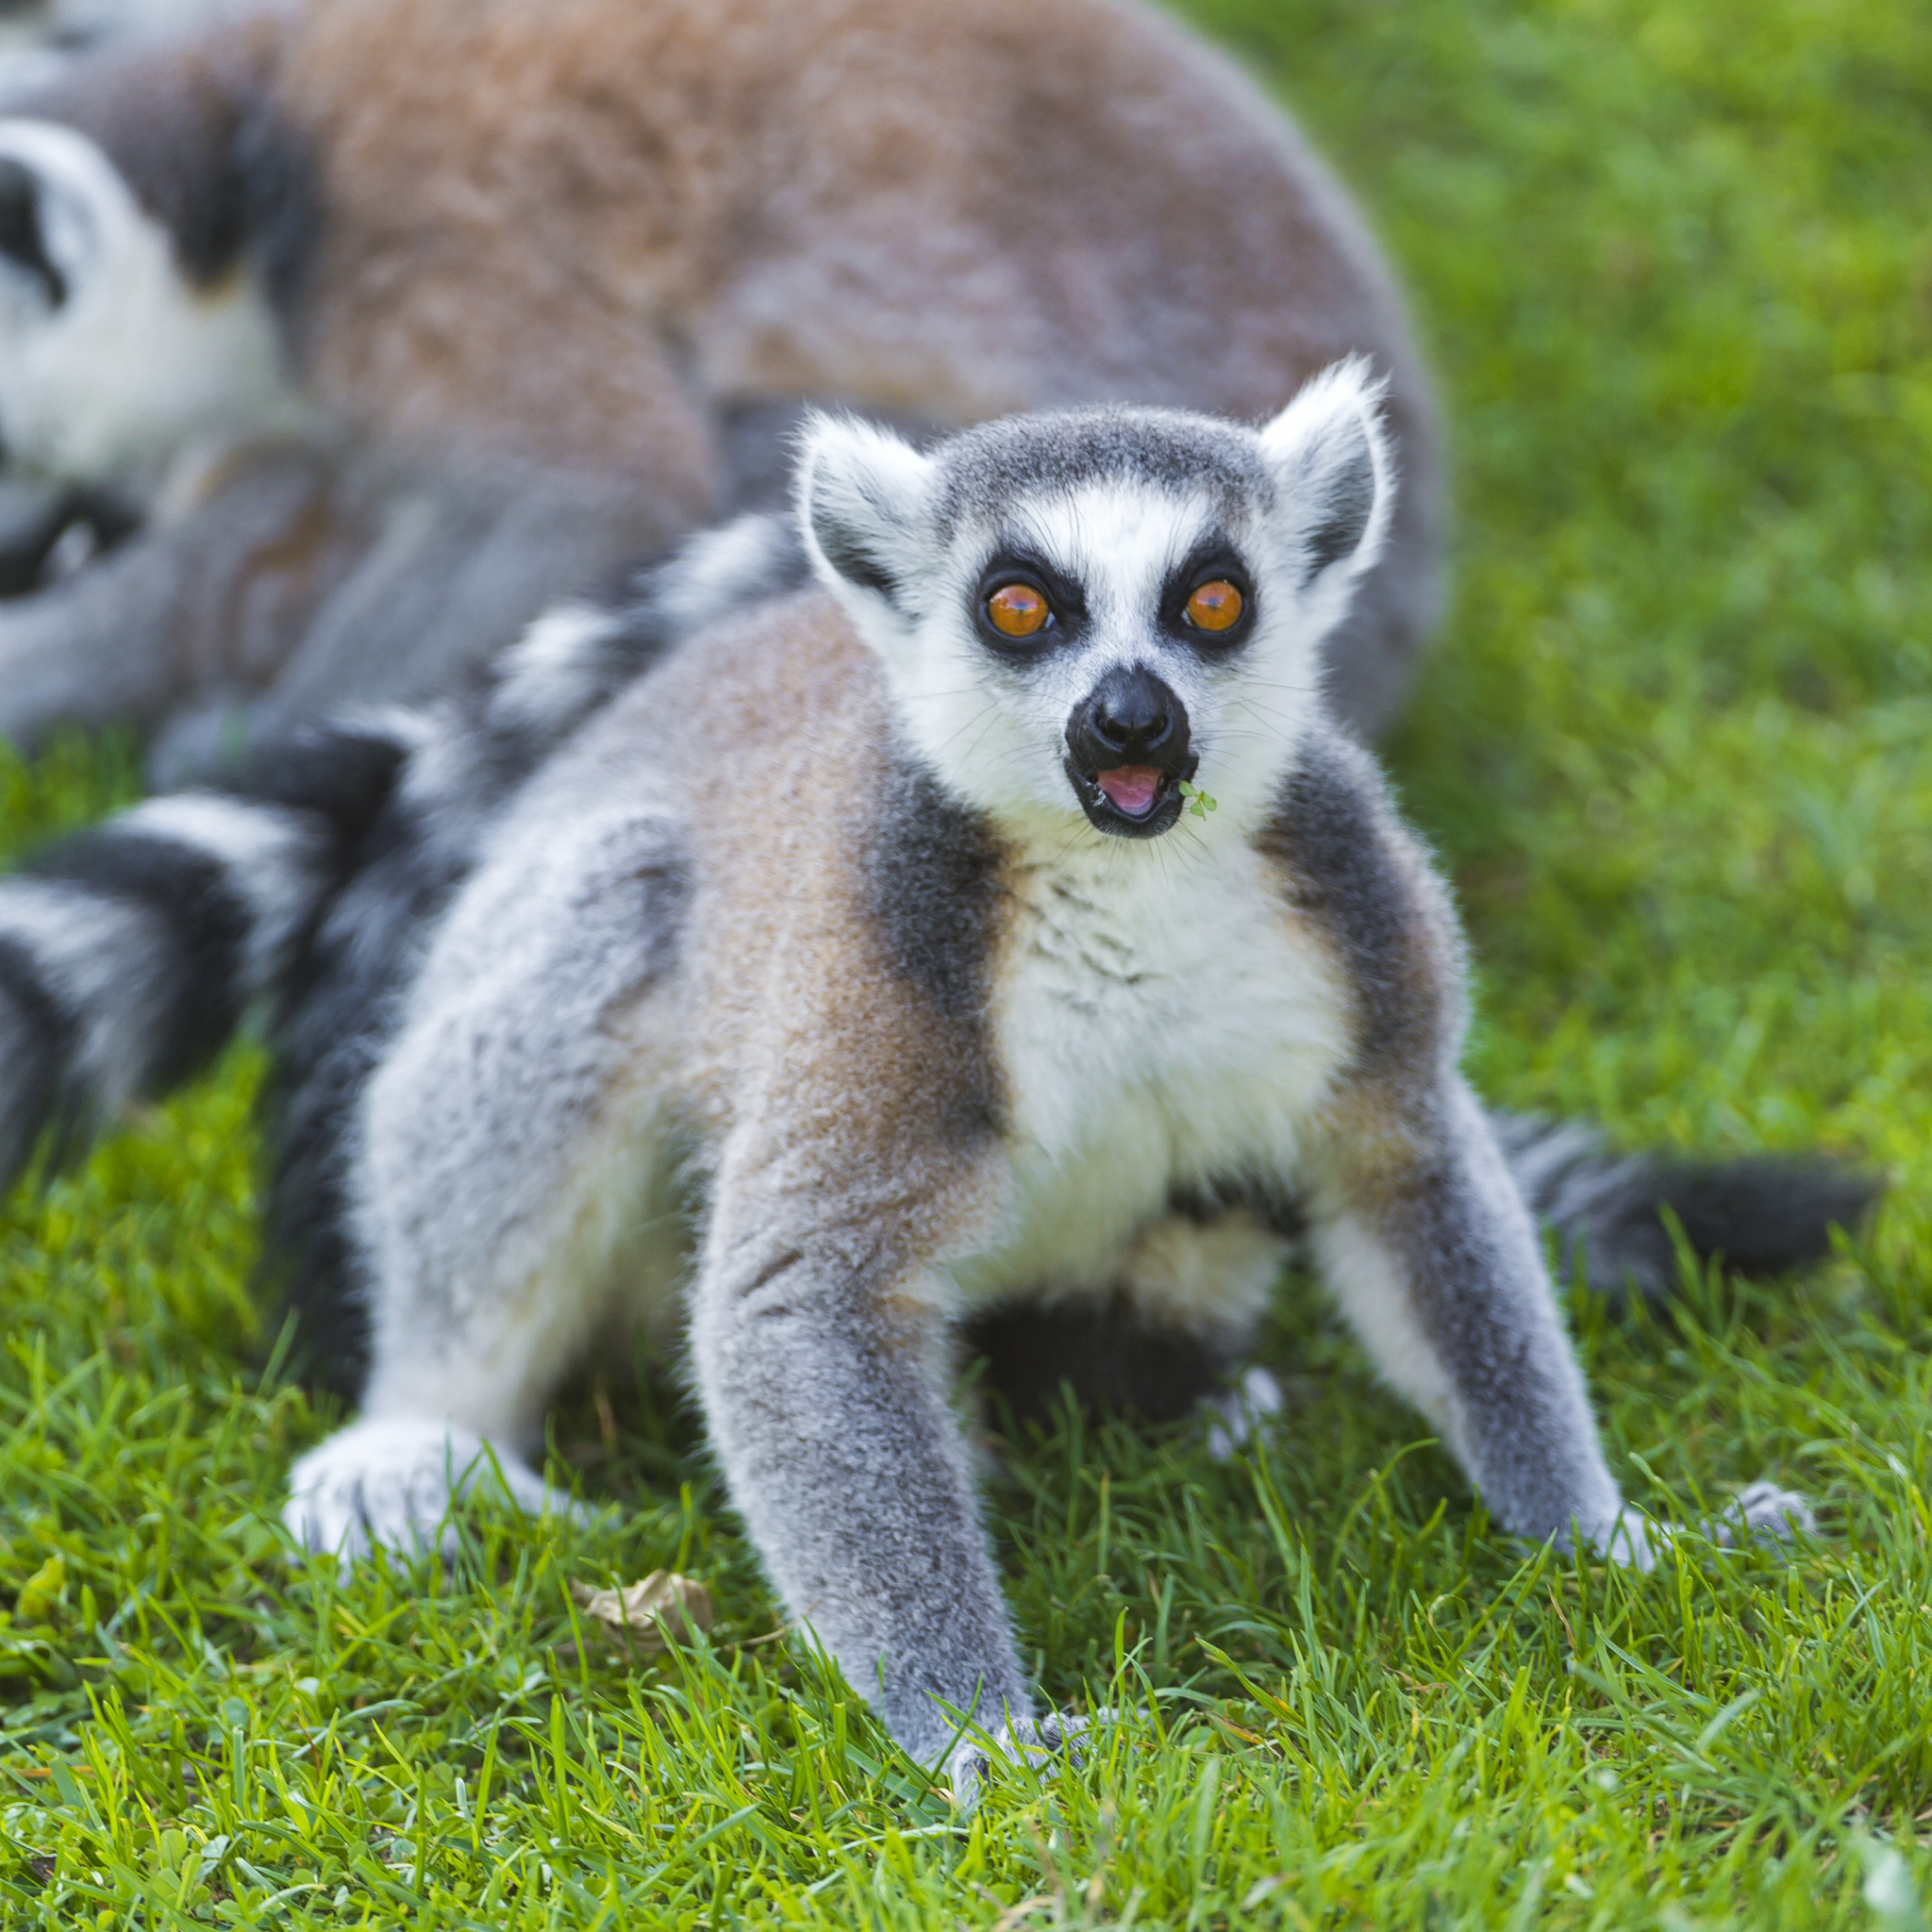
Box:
[994, 484, 1232, 608]
[933, 406, 1271, 539]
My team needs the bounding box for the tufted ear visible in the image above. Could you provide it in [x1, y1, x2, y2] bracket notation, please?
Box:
[1258, 357, 1395, 591]
[793, 412, 939, 625]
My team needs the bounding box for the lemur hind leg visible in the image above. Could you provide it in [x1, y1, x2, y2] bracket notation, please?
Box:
[963, 1208, 1291, 1436]
[283, 793, 691, 1562]
[964, 1295, 1234, 1430]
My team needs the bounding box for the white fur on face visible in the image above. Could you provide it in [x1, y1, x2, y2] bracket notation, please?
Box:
[0, 119, 313, 491]
[883, 479, 1322, 843]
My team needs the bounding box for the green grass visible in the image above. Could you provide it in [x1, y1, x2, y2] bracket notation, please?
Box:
[4, 0, 1931, 1921]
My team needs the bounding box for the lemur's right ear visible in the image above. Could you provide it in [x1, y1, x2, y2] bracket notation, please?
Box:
[1258, 357, 1395, 591]
[795, 413, 938, 624]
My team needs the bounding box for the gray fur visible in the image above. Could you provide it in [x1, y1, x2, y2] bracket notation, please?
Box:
[1261, 728, 1449, 1071]
[1307, 1076, 1627, 1541]
[862, 754, 1008, 1047]
[0, 445, 695, 784]
[0, 718, 397, 1193]
[0, 443, 818, 789]
[1255, 733, 1624, 1541]
[690, 1148, 1032, 1765]
[1492, 1110, 1877, 1299]
[932, 407, 1274, 537]
[304, 382, 1818, 1778]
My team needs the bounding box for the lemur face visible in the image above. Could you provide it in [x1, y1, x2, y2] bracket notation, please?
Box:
[0, 120, 305, 492]
[799, 363, 1392, 844]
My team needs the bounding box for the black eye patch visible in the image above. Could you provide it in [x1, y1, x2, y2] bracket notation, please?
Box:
[0, 158, 66, 309]
[972, 547, 1088, 658]
[1159, 536, 1256, 650]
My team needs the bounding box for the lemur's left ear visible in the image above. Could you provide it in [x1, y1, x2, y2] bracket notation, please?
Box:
[794, 413, 938, 624]
[1258, 357, 1394, 589]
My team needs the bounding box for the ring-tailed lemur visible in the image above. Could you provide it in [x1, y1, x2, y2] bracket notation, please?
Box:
[0, 0, 1439, 771]
[0, 370, 1871, 1795]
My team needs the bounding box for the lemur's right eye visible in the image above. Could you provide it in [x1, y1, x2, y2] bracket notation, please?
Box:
[987, 583, 1051, 638]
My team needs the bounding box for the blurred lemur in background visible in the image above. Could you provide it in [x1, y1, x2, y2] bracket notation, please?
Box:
[0, 374, 1865, 1793]
[0, 0, 1441, 778]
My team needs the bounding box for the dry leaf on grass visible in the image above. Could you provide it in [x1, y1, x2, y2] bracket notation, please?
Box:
[570, 1572, 713, 1654]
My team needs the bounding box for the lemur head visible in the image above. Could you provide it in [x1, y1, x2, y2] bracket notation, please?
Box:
[0, 117, 307, 492]
[797, 361, 1392, 843]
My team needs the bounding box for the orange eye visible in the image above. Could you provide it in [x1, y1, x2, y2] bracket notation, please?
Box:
[1184, 579, 1244, 632]
[987, 583, 1051, 639]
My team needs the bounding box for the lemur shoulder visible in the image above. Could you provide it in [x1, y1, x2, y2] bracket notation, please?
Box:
[0, 371, 1865, 1794]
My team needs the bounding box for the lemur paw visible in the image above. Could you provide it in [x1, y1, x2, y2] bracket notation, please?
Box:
[947, 1709, 1108, 1809]
[1583, 1505, 1673, 1573]
[284, 1416, 584, 1564]
[1205, 1367, 1286, 1462]
[1580, 1482, 1812, 1574]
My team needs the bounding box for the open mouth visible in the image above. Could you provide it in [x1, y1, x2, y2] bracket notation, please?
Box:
[1095, 765, 1165, 818]
[1063, 757, 1194, 838]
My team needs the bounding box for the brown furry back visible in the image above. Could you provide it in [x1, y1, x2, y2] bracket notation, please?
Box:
[272, 0, 1439, 726]
[12, 0, 1441, 740]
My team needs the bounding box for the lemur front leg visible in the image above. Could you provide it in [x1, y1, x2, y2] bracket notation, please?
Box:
[283, 803, 691, 1561]
[1304, 1074, 1809, 1564]
[690, 1129, 1040, 1784]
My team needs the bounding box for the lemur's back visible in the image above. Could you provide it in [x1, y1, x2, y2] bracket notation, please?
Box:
[271, 0, 1424, 444]
[3, 0, 1438, 747]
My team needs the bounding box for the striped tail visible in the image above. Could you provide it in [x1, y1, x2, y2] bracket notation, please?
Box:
[0, 716, 415, 1191]
[0, 509, 806, 1201]
[1493, 1112, 1880, 1299]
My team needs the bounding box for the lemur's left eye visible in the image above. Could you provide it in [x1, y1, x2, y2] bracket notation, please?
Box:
[987, 583, 1052, 638]
[1184, 579, 1244, 632]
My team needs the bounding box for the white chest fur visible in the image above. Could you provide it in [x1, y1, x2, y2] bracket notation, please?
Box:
[948, 832, 1352, 1307]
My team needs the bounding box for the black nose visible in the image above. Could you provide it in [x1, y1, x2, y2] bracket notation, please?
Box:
[1067, 665, 1190, 770]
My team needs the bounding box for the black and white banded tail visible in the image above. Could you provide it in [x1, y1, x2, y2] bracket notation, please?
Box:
[0, 508, 811, 1203]
[1494, 1113, 1879, 1300]
[0, 719, 414, 1190]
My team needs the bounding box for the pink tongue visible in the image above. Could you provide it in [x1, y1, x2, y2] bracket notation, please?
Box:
[1094, 765, 1162, 816]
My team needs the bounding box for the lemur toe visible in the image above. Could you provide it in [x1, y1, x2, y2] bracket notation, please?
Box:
[1205, 1366, 1287, 1462]
[283, 1417, 581, 1566]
